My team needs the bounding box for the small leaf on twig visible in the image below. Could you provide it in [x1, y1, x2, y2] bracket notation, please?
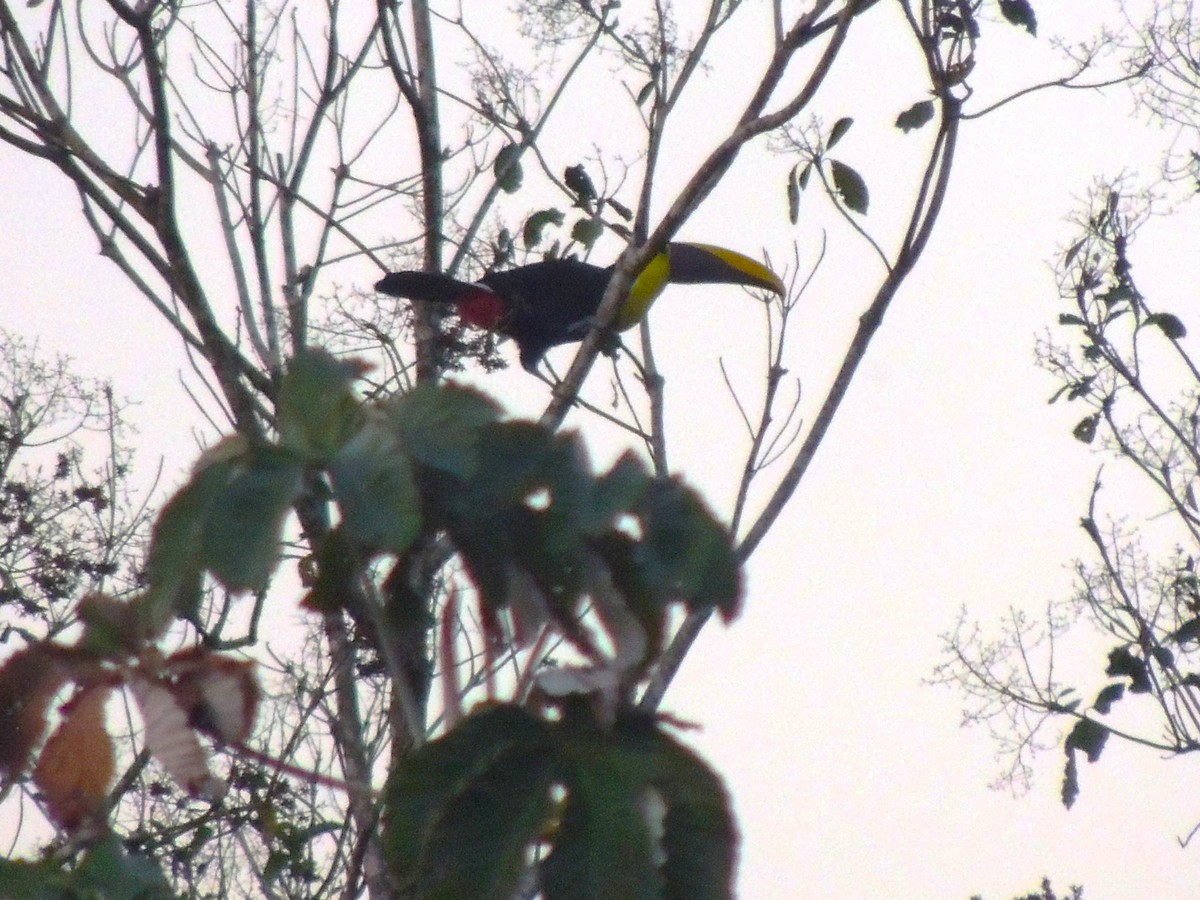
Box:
[999, 0, 1037, 36]
[827, 116, 853, 149]
[1143, 312, 1187, 340]
[786, 166, 801, 224]
[494, 144, 523, 194]
[523, 208, 565, 249]
[895, 101, 934, 133]
[830, 160, 869, 214]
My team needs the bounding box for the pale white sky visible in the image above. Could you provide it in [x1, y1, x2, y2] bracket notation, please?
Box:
[3, 2, 1200, 898]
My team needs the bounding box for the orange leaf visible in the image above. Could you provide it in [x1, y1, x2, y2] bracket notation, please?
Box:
[0, 645, 69, 781]
[32, 687, 114, 831]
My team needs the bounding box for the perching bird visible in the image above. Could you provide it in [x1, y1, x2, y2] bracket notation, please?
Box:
[375, 242, 785, 371]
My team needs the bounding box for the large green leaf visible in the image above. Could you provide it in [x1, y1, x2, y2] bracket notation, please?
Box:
[541, 710, 735, 900]
[541, 753, 661, 900]
[138, 455, 239, 636]
[587, 452, 652, 533]
[201, 446, 305, 592]
[633, 726, 736, 900]
[633, 479, 741, 619]
[390, 383, 500, 479]
[446, 424, 592, 609]
[413, 744, 556, 900]
[0, 834, 174, 900]
[328, 417, 421, 553]
[277, 349, 363, 462]
[385, 705, 554, 894]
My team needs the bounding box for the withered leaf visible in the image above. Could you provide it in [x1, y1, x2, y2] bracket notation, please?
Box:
[32, 687, 115, 831]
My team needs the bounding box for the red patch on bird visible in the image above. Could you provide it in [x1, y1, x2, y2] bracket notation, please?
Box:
[457, 291, 506, 330]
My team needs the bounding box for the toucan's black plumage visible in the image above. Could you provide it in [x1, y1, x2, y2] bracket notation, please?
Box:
[375, 242, 785, 371]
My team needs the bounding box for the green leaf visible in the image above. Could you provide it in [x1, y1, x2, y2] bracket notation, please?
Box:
[328, 417, 421, 553]
[1170, 617, 1200, 645]
[278, 349, 364, 461]
[1092, 682, 1124, 715]
[826, 116, 853, 149]
[1106, 645, 1152, 693]
[540, 712, 735, 900]
[494, 144, 523, 194]
[389, 383, 501, 479]
[1063, 238, 1085, 267]
[138, 455, 240, 637]
[541, 748, 660, 900]
[606, 198, 633, 221]
[588, 451, 652, 532]
[895, 100, 935, 133]
[1061, 750, 1079, 809]
[1143, 312, 1187, 340]
[571, 217, 604, 250]
[1072, 414, 1098, 444]
[998, 0, 1037, 36]
[636, 80, 654, 106]
[797, 162, 812, 190]
[415, 744, 556, 900]
[1065, 375, 1095, 402]
[564, 164, 597, 206]
[1064, 717, 1108, 763]
[201, 446, 304, 592]
[0, 834, 174, 900]
[301, 526, 361, 613]
[829, 159, 869, 214]
[786, 165, 800, 225]
[447, 423, 593, 610]
[633, 479, 741, 620]
[649, 742, 736, 898]
[384, 706, 554, 895]
[1099, 283, 1134, 306]
[1057, 313, 1086, 327]
[523, 208, 566, 249]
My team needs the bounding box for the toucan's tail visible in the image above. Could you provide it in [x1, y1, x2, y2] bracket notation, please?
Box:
[375, 271, 476, 304]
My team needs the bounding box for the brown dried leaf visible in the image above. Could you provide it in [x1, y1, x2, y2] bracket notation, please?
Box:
[0, 645, 69, 780]
[32, 687, 114, 831]
[130, 676, 222, 799]
[168, 650, 260, 744]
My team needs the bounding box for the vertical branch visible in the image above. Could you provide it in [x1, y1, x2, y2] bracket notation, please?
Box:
[242, 0, 282, 372]
[103, 0, 266, 433]
[541, 1, 862, 431]
[641, 72, 962, 712]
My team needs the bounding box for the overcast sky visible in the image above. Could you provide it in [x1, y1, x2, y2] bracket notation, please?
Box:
[4, 1, 1200, 898]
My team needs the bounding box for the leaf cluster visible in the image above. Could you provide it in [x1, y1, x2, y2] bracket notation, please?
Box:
[386, 701, 734, 900]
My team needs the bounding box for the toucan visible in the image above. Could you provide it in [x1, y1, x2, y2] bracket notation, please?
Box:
[375, 243, 785, 371]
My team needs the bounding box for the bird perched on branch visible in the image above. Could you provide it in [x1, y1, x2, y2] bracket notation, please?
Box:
[375, 243, 785, 371]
